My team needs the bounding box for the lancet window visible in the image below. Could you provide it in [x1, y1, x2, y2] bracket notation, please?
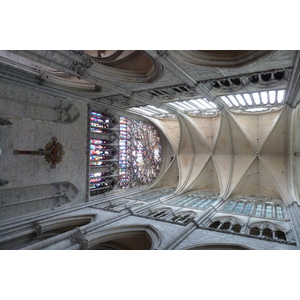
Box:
[219, 89, 285, 113]
[166, 192, 220, 210]
[220, 197, 285, 220]
[89, 111, 118, 195]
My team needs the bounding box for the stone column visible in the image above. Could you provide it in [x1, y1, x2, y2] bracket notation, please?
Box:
[285, 202, 300, 245]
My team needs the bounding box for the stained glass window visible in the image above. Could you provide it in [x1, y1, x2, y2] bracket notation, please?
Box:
[265, 205, 273, 218]
[220, 198, 284, 221]
[233, 201, 244, 214]
[90, 111, 116, 129]
[222, 201, 235, 212]
[89, 111, 162, 194]
[242, 202, 252, 215]
[255, 204, 263, 217]
[89, 112, 118, 194]
[118, 116, 162, 189]
[276, 206, 284, 219]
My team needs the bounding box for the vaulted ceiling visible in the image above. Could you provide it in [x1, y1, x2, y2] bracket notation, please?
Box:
[147, 105, 293, 205]
[1, 50, 300, 206]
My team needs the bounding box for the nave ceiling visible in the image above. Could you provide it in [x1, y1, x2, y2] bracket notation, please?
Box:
[148, 105, 292, 206]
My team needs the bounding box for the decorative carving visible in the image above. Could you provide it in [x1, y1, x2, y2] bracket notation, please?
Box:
[69, 51, 92, 77]
[13, 137, 65, 169]
[0, 117, 12, 125]
[55, 182, 79, 203]
[44, 137, 65, 169]
[69, 229, 88, 249]
[32, 222, 42, 235]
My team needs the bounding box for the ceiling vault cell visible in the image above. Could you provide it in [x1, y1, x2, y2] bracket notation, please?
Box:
[224, 112, 257, 198]
[146, 116, 180, 154]
[175, 114, 198, 194]
[230, 156, 283, 201]
[211, 112, 234, 197]
[178, 113, 221, 194]
[229, 109, 283, 152]
[149, 156, 179, 189]
[259, 108, 289, 204]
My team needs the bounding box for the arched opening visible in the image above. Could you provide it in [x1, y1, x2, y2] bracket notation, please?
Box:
[1, 215, 95, 250]
[220, 222, 231, 230]
[250, 227, 260, 236]
[209, 221, 221, 229]
[90, 235, 152, 250]
[186, 244, 251, 250]
[262, 228, 273, 239]
[86, 225, 161, 250]
[231, 224, 242, 233]
[275, 230, 286, 241]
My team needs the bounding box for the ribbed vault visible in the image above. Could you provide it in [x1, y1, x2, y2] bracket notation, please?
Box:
[154, 106, 291, 205]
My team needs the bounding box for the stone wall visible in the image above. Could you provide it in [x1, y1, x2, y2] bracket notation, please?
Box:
[0, 82, 88, 222]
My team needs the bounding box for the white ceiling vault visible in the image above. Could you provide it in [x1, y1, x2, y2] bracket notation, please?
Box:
[145, 105, 292, 205]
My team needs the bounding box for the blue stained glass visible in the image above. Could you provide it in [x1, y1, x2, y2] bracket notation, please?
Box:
[90, 161, 108, 166]
[91, 112, 104, 117]
[255, 204, 263, 217]
[265, 205, 273, 218]
[276, 206, 283, 219]
[233, 202, 244, 214]
[242, 202, 252, 215]
[222, 201, 235, 212]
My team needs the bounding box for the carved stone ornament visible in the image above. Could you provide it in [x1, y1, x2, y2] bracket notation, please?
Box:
[69, 230, 87, 249]
[69, 52, 92, 77]
[13, 137, 65, 169]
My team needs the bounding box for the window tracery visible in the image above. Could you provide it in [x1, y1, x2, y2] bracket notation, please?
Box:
[119, 116, 162, 189]
[249, 223, 288, 242]
[167, 98, 219, 116]
[89, 111, 119, 195]
[209, 218, 243, 233]
[219, 89, 285, 113]
[208, 218, 292, 244]
[89, 111, 162, 195]
[166, 192, 220, 210]
[220, 196, 285, 220]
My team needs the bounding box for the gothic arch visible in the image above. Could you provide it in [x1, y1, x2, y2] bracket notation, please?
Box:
[182, 243, 253, 250]
[85, 225, 162, 250]
[169, 50, 276, 68]
[0, 214, 95, 250]
[0, 181, 79, 222]
[86, 50, 164, 83]
[35, 214, 97, 235]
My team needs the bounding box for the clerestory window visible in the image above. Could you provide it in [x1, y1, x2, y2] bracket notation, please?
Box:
[220, 89, 285, 112]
